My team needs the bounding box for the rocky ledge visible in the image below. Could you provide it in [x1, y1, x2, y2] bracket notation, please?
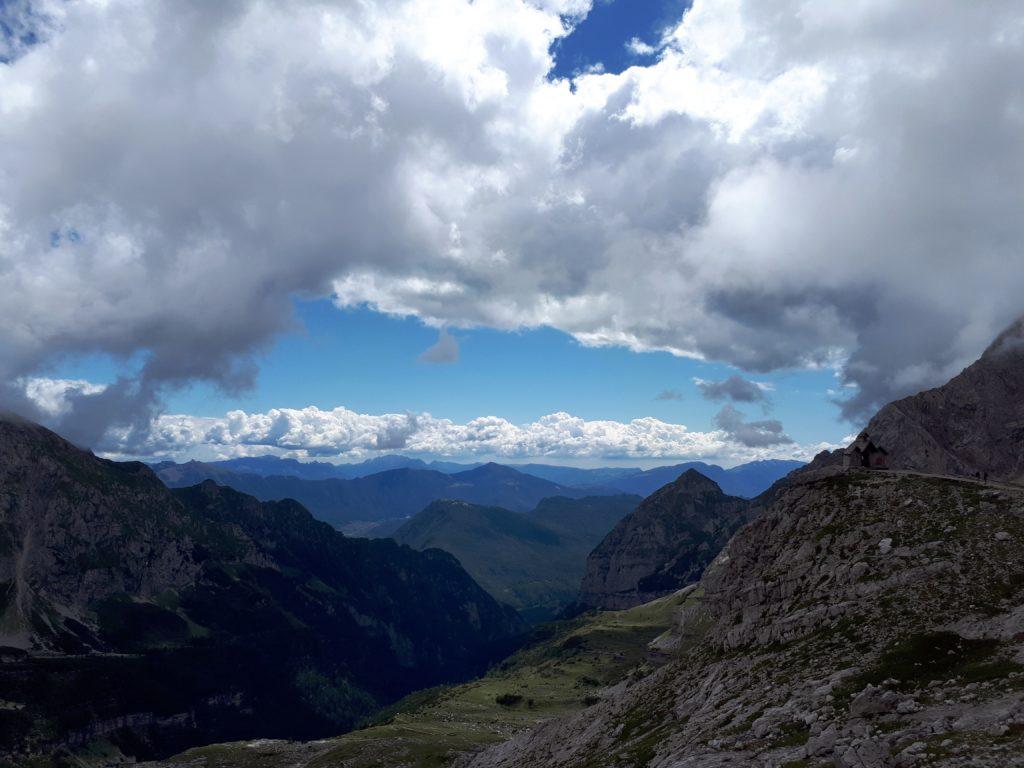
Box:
[463, 470, 1024, 767]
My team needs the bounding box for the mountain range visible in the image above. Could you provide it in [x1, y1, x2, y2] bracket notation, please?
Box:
[186, 454, 484, 481]
[392, 494, 641, 622]
[15, 323, 1024, 766]
[151, 457, 803, 534]
[160, 456, 802, 500]
[0, 418, 524, 762]
[513, 459, 805, 498]
[153, 461, 591, 530]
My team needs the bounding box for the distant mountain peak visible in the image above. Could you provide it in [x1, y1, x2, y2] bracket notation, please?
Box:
[578, 468, 749, 610]
[452, 463, 537, 484]
[462, 462, 518, 475]
[673, 468, 724, 493]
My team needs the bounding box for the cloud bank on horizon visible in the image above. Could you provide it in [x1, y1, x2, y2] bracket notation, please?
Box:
[22, 375, 826, 463]
[83, 402, 834, 466]
[2, 0, 1023, 455]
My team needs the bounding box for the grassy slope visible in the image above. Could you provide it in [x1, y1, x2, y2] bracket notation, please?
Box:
[150, 588, 695, 768]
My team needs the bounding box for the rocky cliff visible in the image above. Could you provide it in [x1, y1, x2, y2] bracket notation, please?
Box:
[465, 470, 1024, 767]
[461, 323, 1024, 768]
[0, 417, 525, 763]
[863, 318, 1024, 484]
[577, 469, 750, 610]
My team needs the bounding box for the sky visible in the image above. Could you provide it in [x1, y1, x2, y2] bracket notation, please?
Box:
[1, 0, 1022, 467]
[47, 300, 844, 466]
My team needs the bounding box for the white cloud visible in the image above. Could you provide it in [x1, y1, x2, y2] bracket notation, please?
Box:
[626, 37, 657, 57]
[2, 0, 1023, 446]
[20, 377, 107, 417]
[125, 404, 828, 465]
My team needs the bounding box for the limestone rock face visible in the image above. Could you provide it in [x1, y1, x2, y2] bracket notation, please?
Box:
[577, 470, 750, 610]
[863, 318, 1024, 484]
[465, 471, 1024, 768]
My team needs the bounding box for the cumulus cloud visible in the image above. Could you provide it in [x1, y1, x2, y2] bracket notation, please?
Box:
[18, 379, 827, 462]
[654, 389, 684, 401]
[418, 328, 460, 364]
[713, 404, 793, 448]
[695, 375, 768, 403]
[2, 0, 1024, 445]
[125, 404, 822, 464]
[626, 37, 657, 57]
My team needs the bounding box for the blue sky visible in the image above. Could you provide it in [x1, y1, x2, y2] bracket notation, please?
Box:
[52, 299, 849, 465]
[551, 0, 691, 78]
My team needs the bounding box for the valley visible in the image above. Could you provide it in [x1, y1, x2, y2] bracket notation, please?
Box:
[148, 588, 693, 768]
[392, 495, 641, 622]
[5, 324, 1024, 767]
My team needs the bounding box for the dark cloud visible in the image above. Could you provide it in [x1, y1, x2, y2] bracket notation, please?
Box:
[714, 404, 793, 448]
[0, 382, 46, 425]
[54, 378, 161, 451]
[983, 318, 1024, 360]
[654, 389, 683, 401]
[695, 375, 767, 403]
[833, 301, 973, 422]
[418, 329, 460, 364]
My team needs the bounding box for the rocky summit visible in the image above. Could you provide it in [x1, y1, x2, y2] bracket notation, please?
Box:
[0, 417, 525, 764]
[864, 318, 1024, 484]
[577, 469, 752, 611]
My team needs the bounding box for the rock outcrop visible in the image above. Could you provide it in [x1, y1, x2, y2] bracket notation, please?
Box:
[577, 470, 750, 610]
[466, 471, 1024, 768]
[863, 318, 1024, 484]
[0, 417, 525, 763]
